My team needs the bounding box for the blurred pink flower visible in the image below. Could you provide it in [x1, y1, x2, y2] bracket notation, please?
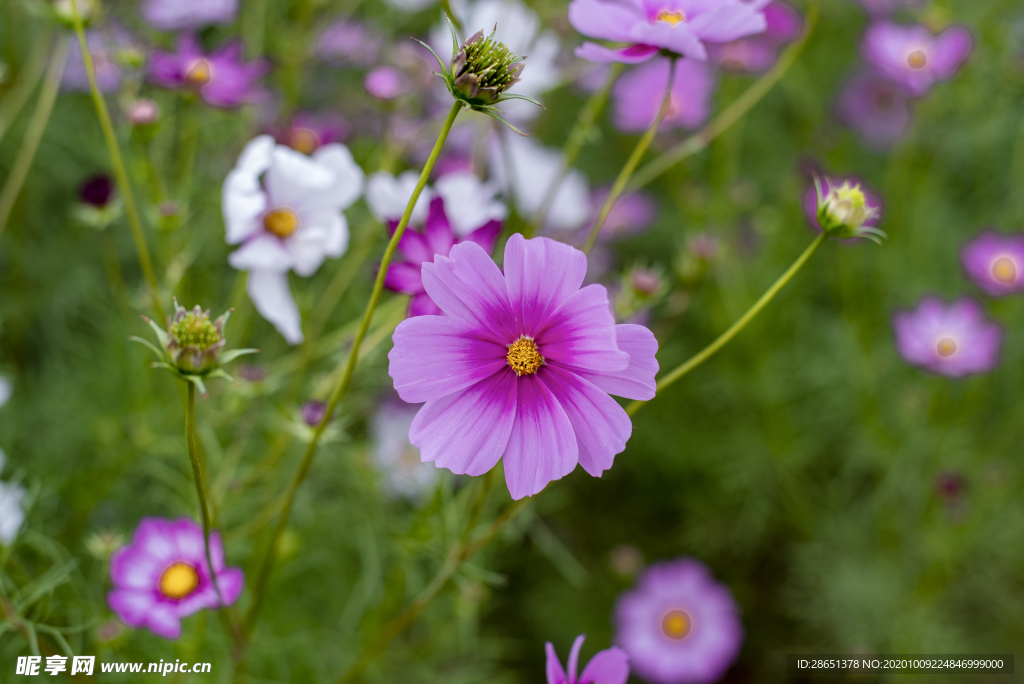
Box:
[960, 231, 1024, 297]
[892, 297, 1002, 377]
[835, 68, 912, 149]
[589, 187, 657, 238]
[613, 59, 716, 132]
[148, 34, 269, 108]
[707, 1, 801, 73]
[316, 20, 382, 65]
[546, 634, 629, 684]
[141, 0, 237, 30]
[365, 66, 405, 100]
[569, 0, 771, 64]
[63, 28, 134, 93]
[271, 113, 349, 154]
[860, 22, 972, 96]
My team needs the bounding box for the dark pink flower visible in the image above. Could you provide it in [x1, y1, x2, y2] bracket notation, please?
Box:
[892, 297, 1002, 377]
[707, 1, 801, 73]
[860, 22, 972, 96]
[388, 235, 659, 499]
[612, 59, 716, 132]
[79, 174, 114, 208]
[546, 634, 629, 684]
[384, 196, 502, 317]
[108, 518, 243, 640]
[570, 0, 771, 64]
[960, 231, 1024, 297]
[835, 67, 912, 149]
[615, 558, 743, 684]
[148, 34, 268, 108]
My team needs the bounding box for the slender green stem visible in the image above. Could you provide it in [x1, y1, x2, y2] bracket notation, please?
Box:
[185, 383, 224, 607]
[627, 232, 827, 416]
[0, 36, 68, 241]
[0, 29, 54, 144]
[627, 0, 818, 192]
[581, 58, 677, 255]
[68, 0, 165, 322]
[525, 63, 622, 238]
[336, 498, 530, 684]
[243, 101, 465, 637]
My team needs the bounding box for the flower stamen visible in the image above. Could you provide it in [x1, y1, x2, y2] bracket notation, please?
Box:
[661, 609, 691, 639]
[185, 59, 213, 86]
[159, 562, 199, 600]
[507, 336, 543, 376]
[656, 9, 685, 25]
[907, 50, 927, 69]
[936, 337, 957, 357]
[991, 256, 1017, 284]
[291, 128, 319, 155]
[264, 207, 300, 239]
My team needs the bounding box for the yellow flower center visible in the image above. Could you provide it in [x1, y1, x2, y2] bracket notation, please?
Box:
[291, 128, 319, 155]
[264, 207, 300, 239]
[185, 59, 213, 86]
[159, 562, 199, 600]
[656, 9, 685, 25]
[506, 337, 543, 376]
[992, 256, 1017, 284]
[661, 609, 691, 639]
[936, 337, 957, 357]
[907, 50, 927, 69]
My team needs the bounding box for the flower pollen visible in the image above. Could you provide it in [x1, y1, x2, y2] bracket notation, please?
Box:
[159, 562, 199, 600]
[661, 609, 692, 639]
[907, 49, 927, 69]
[291, 128, 319, 155]
[656, 9, 685, 25]
[506, 336, 543, 376]
[185, 58, 213, 86]
[264, 207, 300, 239]
[937, 337, 958, 357]
[991, 256, 1017, 283]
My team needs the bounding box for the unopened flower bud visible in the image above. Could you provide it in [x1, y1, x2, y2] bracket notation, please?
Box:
[167, 303, 226, 373]
[301, 400, 327, 426]
[126, 99, 160, 126]
[52, 0, 96, 26]
[450, 28, 524, 107]
[814, 177, 886, 242]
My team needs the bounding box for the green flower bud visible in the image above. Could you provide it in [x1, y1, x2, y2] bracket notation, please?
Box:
[814, 177, 886, 243]
[450, 29, 525, 107]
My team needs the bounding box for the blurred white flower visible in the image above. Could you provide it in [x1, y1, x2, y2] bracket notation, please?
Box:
[488, 132, 591, 232]
[366, 170, 431, 224]
[433, 171, 507, 236]
[223, 135, 364, 344]
[0, 478, 26, 546]
[371, 400, 439, 500]
[433, 0, 562, 121]
[0, 376, 10, 408]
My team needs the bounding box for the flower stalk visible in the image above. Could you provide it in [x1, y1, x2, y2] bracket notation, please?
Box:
[185, 382, 224, 607]
[627, 232, 828, 416]
[581, 57, 678, 255]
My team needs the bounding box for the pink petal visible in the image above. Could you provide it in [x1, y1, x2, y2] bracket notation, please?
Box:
[574, 42, 659, 64]
[568, 0, 640, 42]
[409, 368, 517, 476]
[421, 241, 519, 343]
[408, 292, 442, 317]
[389, 315, 508, 403]
[384, 262, 425, 295]
[579, 647, 630, 684]
[538, 285, 628, 374]
[423, 196, 456, 256]
[687, 4, 768, 43]
[571, 324, 658, 400]
[546, 642, 569, 684]
[503, 374, 578, 500]
[504, 234, 588, 338]
[567, 634, 586, 682]
[628, 23, 708, 60]
[930, 25, 973, 78]
[397, 229, 435, 265]
[543, 367, 631, 477]
[215, 567, 245, 606]
[462, 220, 502, 255]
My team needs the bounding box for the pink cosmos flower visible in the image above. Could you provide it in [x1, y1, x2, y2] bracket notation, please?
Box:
[960, 231, 1024, 297]
[612, 58, 716, 132]
[384, 196, 502, 317]
[388, 234, 659, 499]
[365, 66, 406, 100]
[547, 634, 630, 684]
[892, 297, 1002, 377]
[141, 0, 237, 30]
[108, 518, 244, 640]
[569, 0, 772, 64]
[835, 67, 912, 149]
[707, 1, 801, 73]
[148, 34, 268, 108]
[615, 557, 743, 684]
[860, 22, 973, 96]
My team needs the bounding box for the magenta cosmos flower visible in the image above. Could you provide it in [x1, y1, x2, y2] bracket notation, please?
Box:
[961, 231, 1024, 297]
[388, 234, 659, 499]
[141, 0, 237, 30]
[569, 0, 772, 64]
[616, 558, 743, 684]
[108, 517, 243, 640]
[860, 22, 972, 97]
[835, 67, 912, 149]
[547, 634, 630, 684]
[892, 297, 1002, 377]
[707, 1, 801, 73]
[384, 196, 502, 317]
[613, 59, 715, 132]
[148, 34, 268, 107]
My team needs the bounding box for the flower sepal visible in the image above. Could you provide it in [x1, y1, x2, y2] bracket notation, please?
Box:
[813, 176, 887, 243]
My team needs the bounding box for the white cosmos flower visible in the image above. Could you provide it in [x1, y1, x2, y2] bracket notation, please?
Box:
[489, 131, 591, 232]
[371, 400, 439, 500]
[433, 0, 562, 121]
[433, 171, 507, 236]
[366, 170, 431, 224]
[0, 473, 26, 546]
[223, 135, 364, 344]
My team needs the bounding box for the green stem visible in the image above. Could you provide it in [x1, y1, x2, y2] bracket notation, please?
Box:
[68, 0, 165, 322]
[0, 28, 53, 144]
[627, 0, 818, 192]
[626, 232, 827, 416]
[242, 100, 465, 637]
[0, 36, 68, 241]
[581, 57, 677, 255]
[525, 63, 622, 238]
[185, 383, 225, 607]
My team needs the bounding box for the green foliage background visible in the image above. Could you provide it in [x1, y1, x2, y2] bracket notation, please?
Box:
[1, 0, 1023, 681]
